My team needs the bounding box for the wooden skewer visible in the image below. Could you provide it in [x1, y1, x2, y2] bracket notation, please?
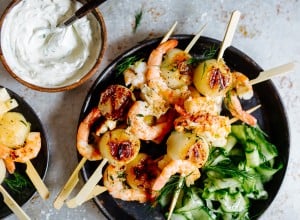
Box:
[54, 157, 87, 209]
[217, 10, 241, 61]
[25, 160, 50, 200]
[66, 158, 108, 208]
[84, 185, 107, 204]
[160, 21, 178, 44]
[160, 21, 178, 43]
[184, 24, 207, 53]
[229, 104, 261, 124]
[250, 62, 295, 85]
[167, 177, 184, 220]
[0, 159, 31, 220]
[0, 186, 31, 220]
[67, 185, 107, 208]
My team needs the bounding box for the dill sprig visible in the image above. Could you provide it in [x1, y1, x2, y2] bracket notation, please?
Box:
[204, 164, 257, 180]
[187, 45, 218, 66]
[133, 10, 143, 33]
[202, 44, 218, 60]
[115, 55, 141, 77]
[155, 174, 186, 209]
[4, 172, 32, 194]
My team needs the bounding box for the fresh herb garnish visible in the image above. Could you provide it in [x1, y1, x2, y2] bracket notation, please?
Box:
[202, 44, 218, 60]
[187, 45, 218, 66]
[4, 172, 32, 194]
[133, 10, 143, 33]
[115, 55, 141, 77]
[155, 174, 186, 208]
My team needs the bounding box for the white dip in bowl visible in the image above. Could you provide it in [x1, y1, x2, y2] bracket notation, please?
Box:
[0, 0, 106, 91]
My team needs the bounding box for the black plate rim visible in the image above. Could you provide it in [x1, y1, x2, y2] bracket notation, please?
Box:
[79, 35, 290, 220]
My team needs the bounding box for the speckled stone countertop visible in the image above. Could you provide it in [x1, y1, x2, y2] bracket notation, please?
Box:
[1, 0, 299, 219]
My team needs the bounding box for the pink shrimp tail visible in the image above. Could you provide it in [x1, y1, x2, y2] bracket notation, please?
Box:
[146, 39, 178, 80]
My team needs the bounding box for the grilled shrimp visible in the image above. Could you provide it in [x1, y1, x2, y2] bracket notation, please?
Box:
[77, 108, 102, 161]
[146, 39, 190, 105]
[174, 112, 231, 147]
[99, 128, 140, 166]
[103, 164, 149, 203]
[152, 159, 200, 191]
[224, 91, 257, 126]
[0, 132, 41, 173]
[232, 71, 253, 100]
[127, 101, 175, 143]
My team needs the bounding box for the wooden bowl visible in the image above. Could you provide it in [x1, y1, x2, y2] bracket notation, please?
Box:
[0, 0, 107, 92]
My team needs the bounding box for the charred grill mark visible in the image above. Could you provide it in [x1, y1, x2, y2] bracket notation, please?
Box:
[99, 85, 134, 120]
[209, 68, 231, 91]
[133, 158, 158, 182]
[109, 141, 134, 161]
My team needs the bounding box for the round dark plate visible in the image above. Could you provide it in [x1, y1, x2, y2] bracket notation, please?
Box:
[0, 86, 49, 219]
[79, 35, 289, 220]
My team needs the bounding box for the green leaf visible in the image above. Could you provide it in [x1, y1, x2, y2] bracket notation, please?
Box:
[4, 172, 32, 194]
[115, 55, 141, 77]
[133, 10, 143, 33]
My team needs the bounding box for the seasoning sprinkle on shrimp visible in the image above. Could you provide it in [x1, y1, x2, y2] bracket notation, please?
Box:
[9, 132, 41, 163]
[103, 164, 149, 202]
[127, 101, 175, 143]
[0, 132, 41, 172]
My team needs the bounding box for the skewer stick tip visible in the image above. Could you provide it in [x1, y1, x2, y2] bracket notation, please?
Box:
[26, 160, 50, 200]
[66, 158, 108, 208]
[250, 62, 295, 85]
[184, 23, 207, 53]
[217, 10, 241, 61]
[161, 21, 178, 44]
[53, 157, 88, 209]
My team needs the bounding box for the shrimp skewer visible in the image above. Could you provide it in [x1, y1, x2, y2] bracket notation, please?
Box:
[56, 23, 183, 208]
[55, 85, 134, 209]
[67, 127, 141, 208]
[224, 91, 257, 126]
[146, 39, 192, 106]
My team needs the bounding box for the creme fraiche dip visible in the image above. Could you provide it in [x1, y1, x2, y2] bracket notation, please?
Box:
[1, 0, 103, 88]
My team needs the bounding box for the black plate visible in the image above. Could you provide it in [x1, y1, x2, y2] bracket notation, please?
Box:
[79, 35, 289, 220]
[0, 86, 49, 219]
